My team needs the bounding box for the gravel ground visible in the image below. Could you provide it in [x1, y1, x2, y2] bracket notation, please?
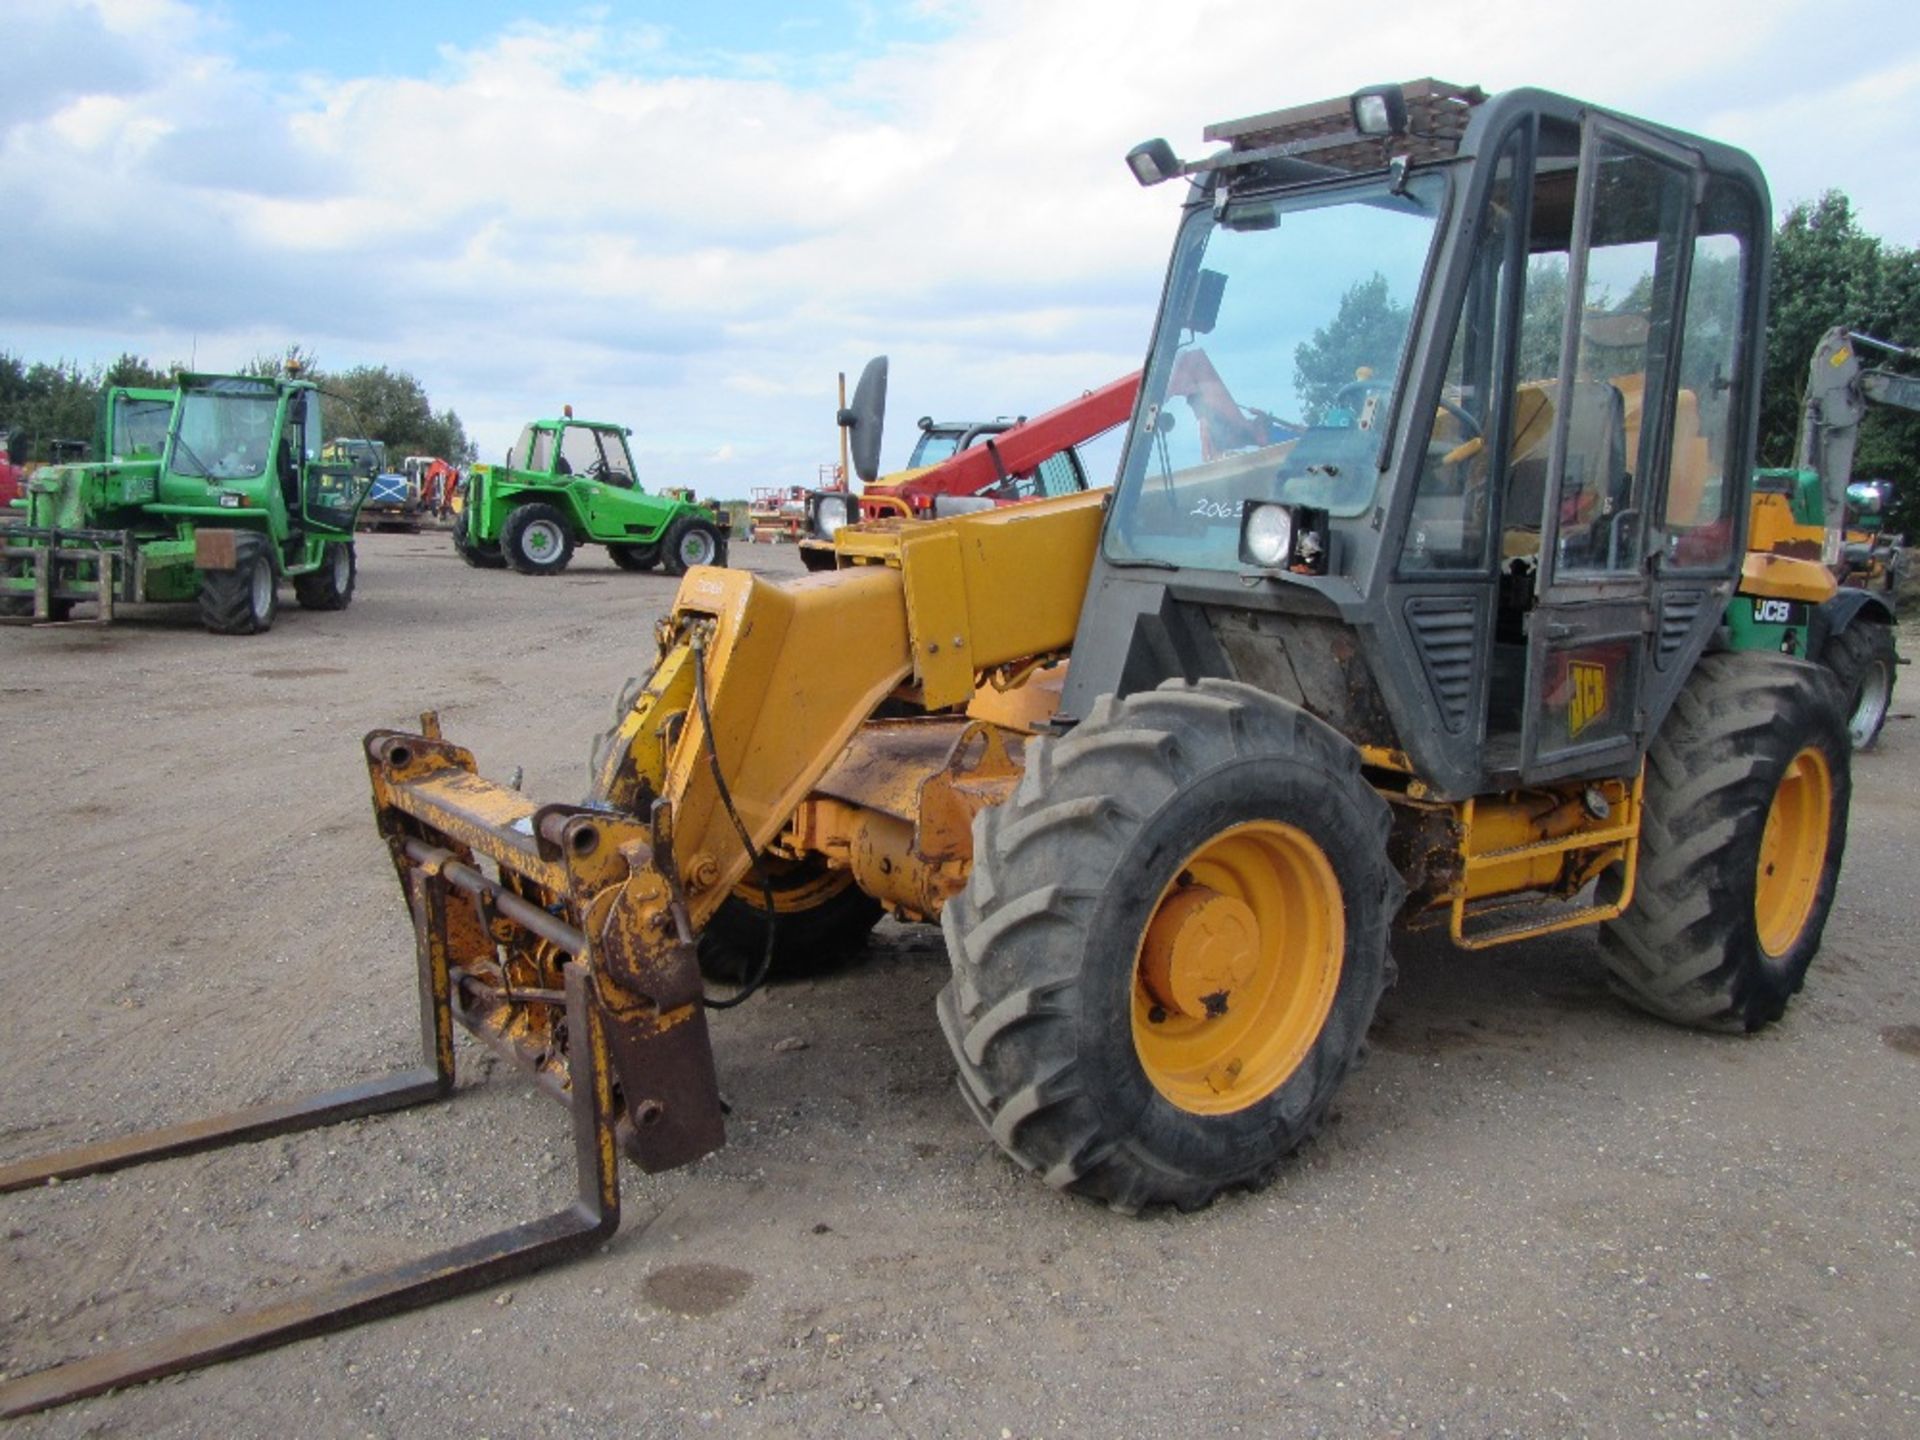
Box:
[1, 531, 1916, 1439]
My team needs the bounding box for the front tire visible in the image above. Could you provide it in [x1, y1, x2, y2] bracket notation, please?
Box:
[937, 680, 1401, 1213]
[1599, 653, 1850, 1031]
[660, 517, 725, 576]
[501, 503, 575, 575]
[293, 542, 355, 610]
[1821, 620, 1896, 750]
[197, 533, 279, 635]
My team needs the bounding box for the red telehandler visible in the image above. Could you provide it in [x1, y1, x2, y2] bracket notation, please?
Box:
[797, 359, 1140, 570]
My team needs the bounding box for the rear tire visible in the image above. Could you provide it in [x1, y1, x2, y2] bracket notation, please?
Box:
[661, 517, 725, 576]
[937, 680, 1400, 1212]
[452, 508, 506, 569]
[608, 542, 661, 572]
[502, 503, 574, 575]
[197, 533, 279, 635]
[293, 542, 355, 610]
[1599, 653, 1850, 1032]
[1821, 620, 1896, 750]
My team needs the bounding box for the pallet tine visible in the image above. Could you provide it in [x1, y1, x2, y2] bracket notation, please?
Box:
[0, 871, 623, 1419]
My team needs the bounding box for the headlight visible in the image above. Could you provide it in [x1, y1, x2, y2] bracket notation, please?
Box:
[815, 494, 850, 538]
[1240, 502, 1295, 568]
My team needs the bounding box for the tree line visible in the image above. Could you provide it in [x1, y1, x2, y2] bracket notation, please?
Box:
[0, 346, 476, 468]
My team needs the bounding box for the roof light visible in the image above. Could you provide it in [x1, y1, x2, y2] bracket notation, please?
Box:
[1125, 138, 1182, 187]
[1350, 85, 1409, 138]
[563, 404, 574, 419]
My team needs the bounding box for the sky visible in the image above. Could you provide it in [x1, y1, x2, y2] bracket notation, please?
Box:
[3, 0, 1918, 492]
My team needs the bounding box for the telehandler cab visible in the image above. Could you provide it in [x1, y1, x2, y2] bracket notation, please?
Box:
[0, 81, 1854, 1414]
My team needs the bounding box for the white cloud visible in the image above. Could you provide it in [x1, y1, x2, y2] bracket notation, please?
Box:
[3, 0, 1916, 490]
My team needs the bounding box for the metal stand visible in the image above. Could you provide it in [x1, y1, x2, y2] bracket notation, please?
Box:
[0, 870, 623, 1419]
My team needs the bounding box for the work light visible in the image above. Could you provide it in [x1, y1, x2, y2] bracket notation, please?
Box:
[814, 493, 851, 539]
[1350, 85, 1409, 138]
[1125, 138, 1182, 187]
[1240, 502, 1295, 567]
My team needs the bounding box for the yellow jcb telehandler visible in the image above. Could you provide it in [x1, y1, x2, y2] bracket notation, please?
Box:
[2, 80, 1852, 1414]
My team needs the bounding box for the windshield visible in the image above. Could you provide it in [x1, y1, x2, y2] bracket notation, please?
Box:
[909, 432, 961, 468]
[1107, 174, 1444, 571]
[112, 397, 174, 459]
[171, 379, 279, 481]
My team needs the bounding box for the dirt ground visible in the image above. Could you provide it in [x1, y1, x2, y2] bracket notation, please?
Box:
[1, 532, 1916, 1439]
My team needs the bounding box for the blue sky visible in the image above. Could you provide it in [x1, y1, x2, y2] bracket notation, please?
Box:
[4, 0, 1918, 490]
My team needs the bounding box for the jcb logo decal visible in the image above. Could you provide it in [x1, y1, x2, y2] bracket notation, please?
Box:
[1752, 597, 1795, 624]
[1568, 661, 1608, 739]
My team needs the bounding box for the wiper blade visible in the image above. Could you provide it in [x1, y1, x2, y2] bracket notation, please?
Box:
[170, 433, 211, 478]
[1106, 556, 1178, 571]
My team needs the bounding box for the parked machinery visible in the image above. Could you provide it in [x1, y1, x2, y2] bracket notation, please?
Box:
[0, 370, 364, 630]
[452, 410, 730, 576]
[1732, 326, 1917, 746]
[798, 361, 1139, 570]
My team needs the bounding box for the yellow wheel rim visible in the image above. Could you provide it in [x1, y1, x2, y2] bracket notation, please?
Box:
[1754, 745, 1833, 958]
[730, 856, 855, 914]
[1130, 820, 1344, 1115]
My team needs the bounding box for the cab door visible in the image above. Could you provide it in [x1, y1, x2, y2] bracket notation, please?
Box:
[292, 391, 366, 535]
[1518, 121, 1701, 783]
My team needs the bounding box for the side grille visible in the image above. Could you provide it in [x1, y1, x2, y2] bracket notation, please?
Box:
[1655, 588, 1707, 669]
[1404, 596, 1478, 733]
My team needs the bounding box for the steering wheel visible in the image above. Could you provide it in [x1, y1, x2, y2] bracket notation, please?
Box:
[1432, 397, 1482, 441]
[1330, 377, 1394, 416]
[1327, 379, 1484, 438]
[583, 458, 609, 480]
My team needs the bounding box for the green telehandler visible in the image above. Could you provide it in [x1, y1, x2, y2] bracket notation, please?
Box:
[0, 370, 368, 632]
[452, 411, 730, 576]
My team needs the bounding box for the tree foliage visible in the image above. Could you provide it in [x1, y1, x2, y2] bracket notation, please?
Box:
[0, 355, 124, 461]
[1762, 191, 1920, 535]
[1294, 273, 1412, 421]
[0, 344, 475, 466]
[322, 364, 474, 465]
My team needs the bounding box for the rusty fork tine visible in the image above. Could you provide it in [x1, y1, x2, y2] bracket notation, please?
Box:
[4, 862, 465, 1195]
[0, 1071, 447, 1194]
[0, 872, 624, 1420]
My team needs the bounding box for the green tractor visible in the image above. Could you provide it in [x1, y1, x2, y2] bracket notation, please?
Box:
[0, 372, 367, 632]
[452, 413, 730, 576]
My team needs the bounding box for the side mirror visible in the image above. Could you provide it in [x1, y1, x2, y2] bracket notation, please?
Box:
[837, 355, 888, 484]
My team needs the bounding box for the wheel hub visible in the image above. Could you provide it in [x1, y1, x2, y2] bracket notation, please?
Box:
[1754, 744, 1833, 957]
[1139, 885, 1259, 1019]
[1130, 819, 1345, 1115]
